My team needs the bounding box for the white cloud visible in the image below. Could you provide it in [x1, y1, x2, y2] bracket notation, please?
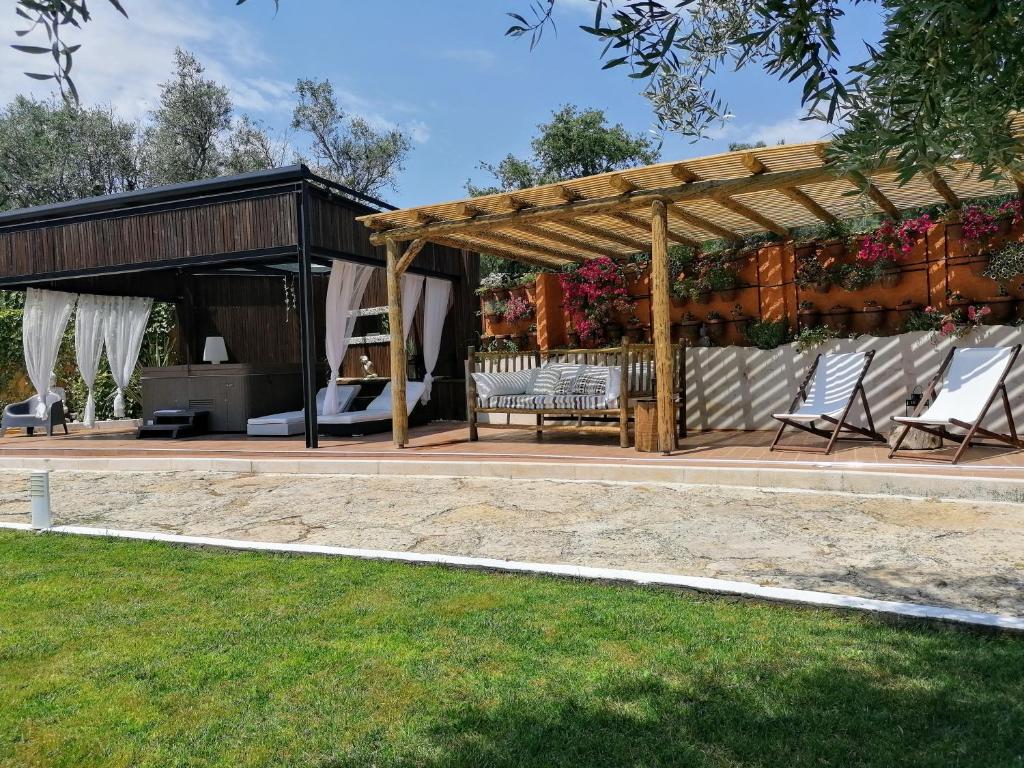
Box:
[0, 1, 430, 145]
[717, 110, 837, 146]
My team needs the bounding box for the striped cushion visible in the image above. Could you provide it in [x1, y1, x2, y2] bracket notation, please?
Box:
[471, 370, 536, 399]
[572, 366, 610, 396]
[529, 368, 562, 395]
[483, 394, 615, 411]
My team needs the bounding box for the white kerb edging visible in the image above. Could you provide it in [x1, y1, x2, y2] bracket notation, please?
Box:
[2, 521, 1021, 633]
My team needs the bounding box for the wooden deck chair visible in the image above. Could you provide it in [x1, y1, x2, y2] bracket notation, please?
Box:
[889, 345, 1024, 464]
[770, 350, 884, 454]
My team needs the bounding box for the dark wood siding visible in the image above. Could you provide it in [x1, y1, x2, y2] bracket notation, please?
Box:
[0, 193, 297, 280]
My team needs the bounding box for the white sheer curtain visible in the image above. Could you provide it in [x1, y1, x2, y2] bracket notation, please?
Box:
[400, 273, 424, 341]
[103, 296, 153, 418]
[22, 288, 77, 418]
[323, 260, 374, 415]
[420, 277, 452, 403]
[74, 294, 106, 427]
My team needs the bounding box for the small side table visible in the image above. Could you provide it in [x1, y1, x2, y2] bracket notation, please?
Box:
[634, 398, 659, 453]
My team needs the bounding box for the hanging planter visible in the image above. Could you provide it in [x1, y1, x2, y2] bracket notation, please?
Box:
[717, 287, 739, 301]
[821, 305, 852, 334]
[604, 321, 624, 343]
[818, 239, 847, 260]
[984, 295, 1017, 325]
[704, 312, 726, 343]
[879, 266, 902, 288]
[674, 314, 702, 345]
[797, 301, 820, 330]
[860, 300, 887, 332]
[693, 290, 712, 305]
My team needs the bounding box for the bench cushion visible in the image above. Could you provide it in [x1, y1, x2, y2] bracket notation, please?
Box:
[483, 394, 616, 411]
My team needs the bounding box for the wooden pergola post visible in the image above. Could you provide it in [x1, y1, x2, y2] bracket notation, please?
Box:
[385, 237, 427, 448]
[650, 199, 676, 453]
[386, 238, 408, 448]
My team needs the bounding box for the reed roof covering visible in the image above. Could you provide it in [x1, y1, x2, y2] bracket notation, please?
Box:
[359, 127, 1024, 269]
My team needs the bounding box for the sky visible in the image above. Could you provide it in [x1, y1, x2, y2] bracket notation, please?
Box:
[0, 0, 884, 208]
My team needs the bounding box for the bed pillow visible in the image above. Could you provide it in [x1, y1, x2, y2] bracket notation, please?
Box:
[472, 369, 537, 400]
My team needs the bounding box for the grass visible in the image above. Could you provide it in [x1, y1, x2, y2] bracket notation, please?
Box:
[1, 531, 1022, 768]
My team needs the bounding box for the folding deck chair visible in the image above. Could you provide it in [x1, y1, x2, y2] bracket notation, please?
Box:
[889, 345, 1024, 464]
[770, 350, 884, 454]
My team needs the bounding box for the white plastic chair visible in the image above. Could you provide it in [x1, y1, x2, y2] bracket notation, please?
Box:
[770, 351, 884, 454]
[890, 345, 1023, 464]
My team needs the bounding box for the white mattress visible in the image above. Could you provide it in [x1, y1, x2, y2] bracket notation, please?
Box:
[247, 410, 304, 426]
[318, 409, 393, 425]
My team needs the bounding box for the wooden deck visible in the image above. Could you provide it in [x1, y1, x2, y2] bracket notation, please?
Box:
[3, 422, 1024, 483]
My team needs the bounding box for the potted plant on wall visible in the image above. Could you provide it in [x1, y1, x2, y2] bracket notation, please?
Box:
[559, 257, 631, 348]
[817, 219, 850, 259]
[861, 299, 887, 332]
[984, 286, 1017, 325]
[797, 300, 820, 329]
[625, 314, 645, 343]
[674, 312, 702, 345]
[796, 251, 831, 294]
[729, 304, 750, 339]
[704, 310, 726, 343]
[821, 304, 852, 334]
[484, 299, 507, 325]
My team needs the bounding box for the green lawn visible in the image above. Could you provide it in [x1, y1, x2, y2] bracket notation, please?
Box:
[1, 531, 1022, 768]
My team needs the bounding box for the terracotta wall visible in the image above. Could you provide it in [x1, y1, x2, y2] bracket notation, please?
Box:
[478, 220, 1024, 350]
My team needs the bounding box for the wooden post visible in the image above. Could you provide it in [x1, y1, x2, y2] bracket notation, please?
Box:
[386, 238, 408, 448]
[296, 184, 319, 449]
[650, 199, 676, 453]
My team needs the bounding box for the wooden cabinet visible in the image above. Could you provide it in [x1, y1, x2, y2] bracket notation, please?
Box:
[141, 364, 303, 432]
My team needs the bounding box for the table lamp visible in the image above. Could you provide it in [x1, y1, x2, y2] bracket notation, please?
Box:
[202, 336, 228, 364]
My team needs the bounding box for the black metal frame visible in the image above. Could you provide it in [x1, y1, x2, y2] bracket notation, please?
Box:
[889, 345, 1024, 464]
[770, 350, 885, 454]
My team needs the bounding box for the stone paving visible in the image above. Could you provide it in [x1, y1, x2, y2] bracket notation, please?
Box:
[2, 469, 1023, 616]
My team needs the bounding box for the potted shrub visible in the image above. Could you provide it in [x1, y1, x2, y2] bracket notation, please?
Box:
[674, 312, 702, 345]
[861, 299, 886, 332]
[704, 310, 726, 343]
[958, 204, 999, 260]
[670, 276, 690, 308]
[797, 300, 820, 329]
[704, 262, 740, 300]
[559, 257, 630, 347]
[821, 304, 852, 334]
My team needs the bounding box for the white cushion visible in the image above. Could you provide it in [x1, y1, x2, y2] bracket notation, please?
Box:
[248, 410, 305, 426]
[606, 366, 622, 402]
[572, 365, 612, 396]
[318, 409, 394, 425]
[366, 381, 426, 415]
[471, 370, 537, 399]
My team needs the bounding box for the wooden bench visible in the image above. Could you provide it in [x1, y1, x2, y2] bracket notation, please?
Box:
[465, 342, 686, 448]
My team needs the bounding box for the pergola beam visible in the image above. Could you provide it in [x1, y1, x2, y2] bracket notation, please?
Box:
[668, 204, 742, 243]
[711, 194, 790, 239]
[847, 170, 900, 218]
[466, 230, 587, 264]
[432, 234, 568, 269]
[365, 163, 854, 245]
[395, 238, 427, 275]
[559, 220, 649, 252]
[385, 238, 408, 448]
[742, 153, 767, 175]
[512, 223, 621, 259]
[612, 211, 698, 248]
[925, 171, 960, 208]
[777, 186, 837, 223]
[609, 174, 638, 194]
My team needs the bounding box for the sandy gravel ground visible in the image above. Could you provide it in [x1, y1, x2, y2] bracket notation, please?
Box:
[2, 470, 1022, 616]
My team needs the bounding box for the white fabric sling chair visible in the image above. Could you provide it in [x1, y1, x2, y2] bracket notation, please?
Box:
[889, 345, 1024, 464]
[770, 350, 884, 454]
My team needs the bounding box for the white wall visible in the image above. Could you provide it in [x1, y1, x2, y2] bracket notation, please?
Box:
[686, 326, 1024, 432]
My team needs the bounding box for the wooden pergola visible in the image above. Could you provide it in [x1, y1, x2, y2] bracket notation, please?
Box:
[358, 134, 1024, 452]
